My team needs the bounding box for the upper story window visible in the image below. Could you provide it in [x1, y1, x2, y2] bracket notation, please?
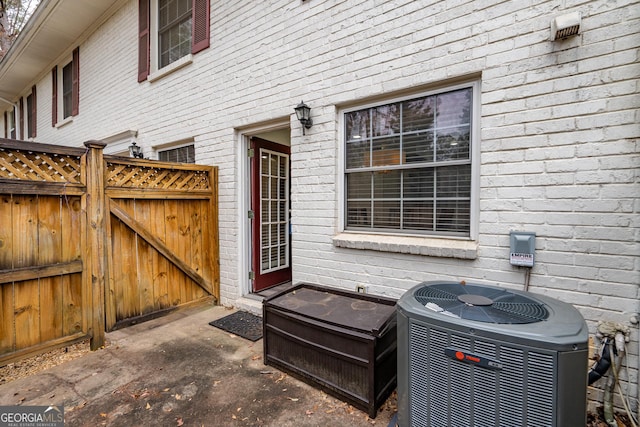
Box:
[52, 47, 80, 126]
[158, 0, 192, 68]
[26, 85, 36, 138]
[138, 0, 210, 82]
[10, 108, 16, 139]
[343, 84, 477, 238]
[3, 109, 16, 139]
[62, 62, 73, 118]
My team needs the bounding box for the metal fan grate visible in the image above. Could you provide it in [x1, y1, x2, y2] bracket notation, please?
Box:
[414, 282, 549, 324]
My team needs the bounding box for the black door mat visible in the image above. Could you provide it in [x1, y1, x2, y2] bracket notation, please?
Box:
[209, 311, 263, 341]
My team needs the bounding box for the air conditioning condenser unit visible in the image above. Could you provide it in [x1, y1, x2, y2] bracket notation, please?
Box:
[397, 281, 588, 427]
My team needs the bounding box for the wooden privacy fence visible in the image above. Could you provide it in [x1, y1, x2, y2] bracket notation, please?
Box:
[0, 138, 219, 365]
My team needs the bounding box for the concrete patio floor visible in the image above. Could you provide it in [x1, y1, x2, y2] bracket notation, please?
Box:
[0, 303, 397, 426]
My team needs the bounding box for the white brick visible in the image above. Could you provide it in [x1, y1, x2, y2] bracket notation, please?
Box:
[4, 0, 638, 408]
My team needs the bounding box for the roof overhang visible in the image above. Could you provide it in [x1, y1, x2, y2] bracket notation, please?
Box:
[0, 0, 119, 107]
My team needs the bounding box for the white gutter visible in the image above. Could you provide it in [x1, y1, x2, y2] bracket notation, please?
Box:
[0, 95, 17, 107]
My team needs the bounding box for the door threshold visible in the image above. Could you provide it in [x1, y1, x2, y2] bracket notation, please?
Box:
[253, 281, 293, 299]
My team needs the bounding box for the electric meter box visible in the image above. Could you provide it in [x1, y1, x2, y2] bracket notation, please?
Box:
[510, 231, 535, 267]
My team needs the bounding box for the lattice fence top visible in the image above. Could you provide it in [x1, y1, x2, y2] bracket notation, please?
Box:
[106, 162, 211, 191]
[0, 147, 82, 183]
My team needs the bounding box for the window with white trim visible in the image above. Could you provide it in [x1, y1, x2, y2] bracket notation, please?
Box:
[11, 108, 16, 138]
[158, 144, 195, 163]
[62, 62, 73, 119]
[138, 0, 210, 81]
[344, 85, 475, 237]
[7, 109, 16, 139]
[158, 0, 192, 68]
[51, 47, 79, 126]
[26, 87, 36, 139]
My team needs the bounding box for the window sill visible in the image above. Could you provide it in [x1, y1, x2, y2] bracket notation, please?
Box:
[55, 116, 73, 129]
[148, 54, 193, 83]
[332, 232, 478, 259]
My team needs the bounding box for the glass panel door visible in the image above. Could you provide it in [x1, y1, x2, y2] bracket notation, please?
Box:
[250, 138, 291, 292]
[260, 149, 290, 274]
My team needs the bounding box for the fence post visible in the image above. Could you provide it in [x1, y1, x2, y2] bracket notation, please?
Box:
[84, 140, 107, 350]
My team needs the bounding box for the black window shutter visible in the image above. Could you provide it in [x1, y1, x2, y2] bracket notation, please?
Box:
[192, 0, 210, 54]
[3, 111, 7, 138]
[52, 66, 58, 126]
[31, 85, 37, 138]
[138, 0, 150, 81]
[72, 47, 80, 116]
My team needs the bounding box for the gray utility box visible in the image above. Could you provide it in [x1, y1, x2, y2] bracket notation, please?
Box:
[263, 283, 397, 418]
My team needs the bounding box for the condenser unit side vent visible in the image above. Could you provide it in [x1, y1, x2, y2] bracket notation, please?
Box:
[408, 321, 557, 426]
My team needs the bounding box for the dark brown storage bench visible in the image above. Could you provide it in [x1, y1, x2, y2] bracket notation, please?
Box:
[263, 282, 397, 418]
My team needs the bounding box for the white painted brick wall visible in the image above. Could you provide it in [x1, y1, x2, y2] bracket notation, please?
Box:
[4, 0, 638, 410]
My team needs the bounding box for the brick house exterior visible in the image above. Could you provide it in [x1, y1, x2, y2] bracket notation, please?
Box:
[1, 0, 638, 414]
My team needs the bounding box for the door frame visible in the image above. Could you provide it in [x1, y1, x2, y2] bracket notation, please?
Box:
[237, 120, 291, 297]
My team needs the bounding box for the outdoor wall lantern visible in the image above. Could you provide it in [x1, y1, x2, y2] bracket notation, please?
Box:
[294, 101, 313, 135]
[129, 141, 144, 158]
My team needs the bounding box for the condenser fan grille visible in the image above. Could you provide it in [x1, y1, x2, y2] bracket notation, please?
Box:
[414, 282, 549, 324]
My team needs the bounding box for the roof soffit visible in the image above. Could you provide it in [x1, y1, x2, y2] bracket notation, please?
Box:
[0, 0, 120, 106]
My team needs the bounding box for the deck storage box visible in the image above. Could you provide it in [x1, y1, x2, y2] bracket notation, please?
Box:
[263, 282, 397, 418]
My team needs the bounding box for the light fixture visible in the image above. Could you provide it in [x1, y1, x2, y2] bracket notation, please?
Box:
[129, 141, 143, 158]
[294, 101, 313, 135]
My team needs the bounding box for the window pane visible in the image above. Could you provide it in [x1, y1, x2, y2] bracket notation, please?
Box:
[435, 88, 472, 128]
[346, 201, 371, 228]
[62, 63, 73, 119]
[436, 126, 470, 161]
[158, 145, 195, 163]
[403, 200, 434, 230]
[436, 165, 471, 198]
[373, 170, 400, 199]
[372, 104, 400, 136]
[158, 0, 192, 68]
[347, 172, 371, 199]
[270, 174, 278, 199]
[26, 94, 33, 137]
[279, 244, 287, 266]
[403, 132, 434, 164]
[346, 140, 370, 169]
[9, 110, 16, 138]
[345, 110, 370, 141]
[436, 200, 470, 233]
[373, 200, 400, 229]
[403, 97, 435, 132]
[404, 168, 434, 199]
[372, 136, 401, 167]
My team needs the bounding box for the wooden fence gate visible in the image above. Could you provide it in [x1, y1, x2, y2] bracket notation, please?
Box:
[0, 139, 219, 365]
